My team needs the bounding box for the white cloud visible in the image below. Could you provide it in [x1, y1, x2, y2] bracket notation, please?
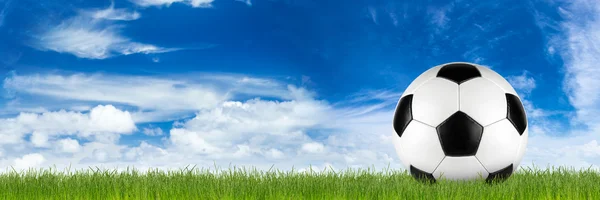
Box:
[15, 105, 136, 136]
[266, 148, 284, 159]
[13, 153, 45, 170]
[130, 0, 214, 8]
[235, 0, 252, 6]
[523, 133, 600, 169]
[30, 131, 49, 147]
[168, 128, 222, 154]
[555, 0, 600, 131]
[507, 71, 537, 95]
[57, 138, 81, 153]
[81, 3, 141, 21]
[93, 149, 109, 162]
[3, 72, 298, 123]
[0, 104, 136, 154]
[124, 141, 168, 161]
[32, 17, 175, 59]
[301, 142, 325, 153]
[145, 88, 400, 171]
[142, 127, 164, 136]
[430, 9, 450, 28]
[428, 4, 453, 32]
[31, 5, 175, 59]
[3, 73, 224, 111]
[88, 105, 137, 133]
[368, 6, 377, 24]
[510, 0, 600, 171]
[184, 97, 331, 138]
[580, 140, 600, 157]
[500, 69, 600, 169]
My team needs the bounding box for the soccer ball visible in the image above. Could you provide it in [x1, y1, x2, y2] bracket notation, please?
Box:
[392, 62, 528, 183]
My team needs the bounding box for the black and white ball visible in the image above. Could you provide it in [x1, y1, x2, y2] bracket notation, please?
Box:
[392, 62, 528, 182]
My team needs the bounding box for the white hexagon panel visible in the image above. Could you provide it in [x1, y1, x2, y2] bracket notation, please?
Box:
[459, 77, 507, 126]
[392, 129, 409, 168]
[513, 126, 529, 171]
[412, 78, 459, 127]
[476, 119, 521, 173]
[433, 156, 489, 181]
[394, 121, 446, 174]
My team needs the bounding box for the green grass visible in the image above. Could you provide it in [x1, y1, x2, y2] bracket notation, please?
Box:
[0, 164, 598, 200]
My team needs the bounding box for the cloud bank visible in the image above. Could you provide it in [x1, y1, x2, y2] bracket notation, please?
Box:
[0, 71, 401, 173]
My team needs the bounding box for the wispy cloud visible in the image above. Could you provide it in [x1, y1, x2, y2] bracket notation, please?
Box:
[507, 71, 537, 95]
[4, 73, 226, 122]
[30, 5, 176, 59]
[368, 6, 377, 24]
[142, 126, 164, 136]
[80, 2, 141, 21]
[0, 0, 13, 28]
[2, 72, 309, 123]
[235, 0, 252, 7]
[427, 4, 453, 33]
[501, 69, 600, 169]
[515, 0, 600, 170]
[429, 8, 450, 29]
[389, 12, 398, 27]
[552, 0, 600, 130]
[366, 5, 404, 27]
[129, 0, 214, 8]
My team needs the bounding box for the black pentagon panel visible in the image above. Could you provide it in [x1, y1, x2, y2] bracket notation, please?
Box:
[393, 95, 413, 138]
[410, 165, 436, 183]
[506, 94, 527, 135]
[436, 111, 483, 156]
[436, 63, 482, 84]
[486, 164, 514, 183]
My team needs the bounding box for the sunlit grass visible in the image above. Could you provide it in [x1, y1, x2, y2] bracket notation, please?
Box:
[0, 164, 598, 200]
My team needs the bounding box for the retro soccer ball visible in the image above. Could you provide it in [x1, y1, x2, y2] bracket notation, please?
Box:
[392, 62, 528, 183]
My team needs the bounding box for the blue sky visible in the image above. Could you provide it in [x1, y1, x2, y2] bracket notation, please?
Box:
[0, 0, 598, 172]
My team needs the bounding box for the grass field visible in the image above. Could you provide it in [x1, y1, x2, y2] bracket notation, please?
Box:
[0, 164, 598, 200]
